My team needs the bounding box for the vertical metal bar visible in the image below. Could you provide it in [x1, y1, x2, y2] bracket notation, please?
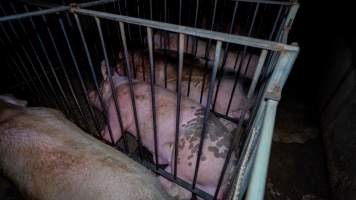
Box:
[225, 3, 259, 117]
[41, 13, 90, 130]
[136, 0, 143, 44]
[0, 22, 13, 44]
[1, 28, 46, 105]
[8, 4, 45, 98]
[95, 17, 128, 151]
[162, 0, 168, 89]
[235, 48, 298, 200]
[9, 55, 41, 104]
[199, 0, 219, 103]
[186, 0, 201, 96]
[21, 46, 52, 104]
[212, 49, 268, 199]
[73, 14, 116, 143]
[231, 99, 267, 200]
[24, 5, 69, 113]
[0, 4, 19, 39]
[173, 33, 185, 178]
[164, 0, 167, 22]
[147, 27, 159, 169]
[191, 0, 200, 56]
[59, 18, 102, 136]
[149, 0, 153, 20]
[245, 100, 278, 200]
[268, 5, 282, 41]
[116, 0, 122, 15]
[119, 21, 143, 159]
[247, 50, 267, 98]
[280, 4, 299, 43]
[17, 51, 43, 104]
[10, 1, 58, 108]
[123, 0, 132, 40]
[192, 40, 222, 189]
[178, 0, 182, 25]
[0, 4, 48, 105]
[27, 40, 61, 110]
[212, 0, 239, 110]
[164, 33, 168, 88]
[29, 14, 72, 116]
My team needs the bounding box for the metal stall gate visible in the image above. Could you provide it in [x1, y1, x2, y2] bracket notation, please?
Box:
[0, 0, 299, 199]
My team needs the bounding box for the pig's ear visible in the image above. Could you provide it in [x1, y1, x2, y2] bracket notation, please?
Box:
[100, 60, 108, 81]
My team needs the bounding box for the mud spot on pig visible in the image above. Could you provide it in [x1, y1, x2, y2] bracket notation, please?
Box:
[188, 162, 192, 166]
[216, 136, 230, 149]
[178, 139, 186, 150]
[208, 146, 227, 158]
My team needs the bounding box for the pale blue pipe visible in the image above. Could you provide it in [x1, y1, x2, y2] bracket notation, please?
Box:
[245, 99, 278, 200]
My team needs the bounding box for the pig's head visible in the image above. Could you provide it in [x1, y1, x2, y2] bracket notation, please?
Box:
[0, 94, 27, 107]
[89, 61, 127, 111]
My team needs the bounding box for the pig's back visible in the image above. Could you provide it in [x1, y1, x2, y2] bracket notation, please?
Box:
[0, 106, 171, 200]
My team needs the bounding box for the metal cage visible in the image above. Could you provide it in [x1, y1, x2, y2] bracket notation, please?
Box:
[0, 0, 299, 200]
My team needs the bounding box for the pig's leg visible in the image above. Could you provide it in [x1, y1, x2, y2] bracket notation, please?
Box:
[101, 100, 125, 144]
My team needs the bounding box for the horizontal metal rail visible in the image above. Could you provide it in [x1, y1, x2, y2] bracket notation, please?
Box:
[232, 0, 297, 6]
[71, 8, 299, 52]
[0, 0, 115, 22]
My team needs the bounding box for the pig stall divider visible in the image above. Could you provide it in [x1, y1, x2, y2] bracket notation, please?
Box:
[0, 0, 299, 200]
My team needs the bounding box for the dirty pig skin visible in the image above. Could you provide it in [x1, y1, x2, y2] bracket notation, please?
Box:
[0, 95, 171, 200]
[89, 63, 238, 199]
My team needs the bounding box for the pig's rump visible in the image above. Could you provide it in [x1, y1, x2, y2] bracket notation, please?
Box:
[0, 104, 171, 200]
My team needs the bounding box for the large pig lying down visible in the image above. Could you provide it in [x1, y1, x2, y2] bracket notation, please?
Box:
[89, 64, 237, 199]
[0, 95, 171, 200]
[116, 51, 251, 120]
[151, 31, 259, 77]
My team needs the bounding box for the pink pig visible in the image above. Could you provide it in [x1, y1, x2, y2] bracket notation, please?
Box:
[152, 31, 259, 77]
[89, 62, 238, 199]
[115, 51, 251, 120]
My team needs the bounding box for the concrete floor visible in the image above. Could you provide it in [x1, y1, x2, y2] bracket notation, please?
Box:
[266, 90, 330, 200]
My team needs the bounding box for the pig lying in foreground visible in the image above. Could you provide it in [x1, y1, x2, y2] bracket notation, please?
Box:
[0, 95, 171, 200]
[89, 64, 237, 199]
[116, 51, 251, 120]
[151, 31, 259, 77]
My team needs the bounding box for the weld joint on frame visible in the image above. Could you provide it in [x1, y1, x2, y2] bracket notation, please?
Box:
[265, 86, 281, 101]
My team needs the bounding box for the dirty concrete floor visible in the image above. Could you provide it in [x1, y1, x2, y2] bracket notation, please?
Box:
[266, 90, 330, 200]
